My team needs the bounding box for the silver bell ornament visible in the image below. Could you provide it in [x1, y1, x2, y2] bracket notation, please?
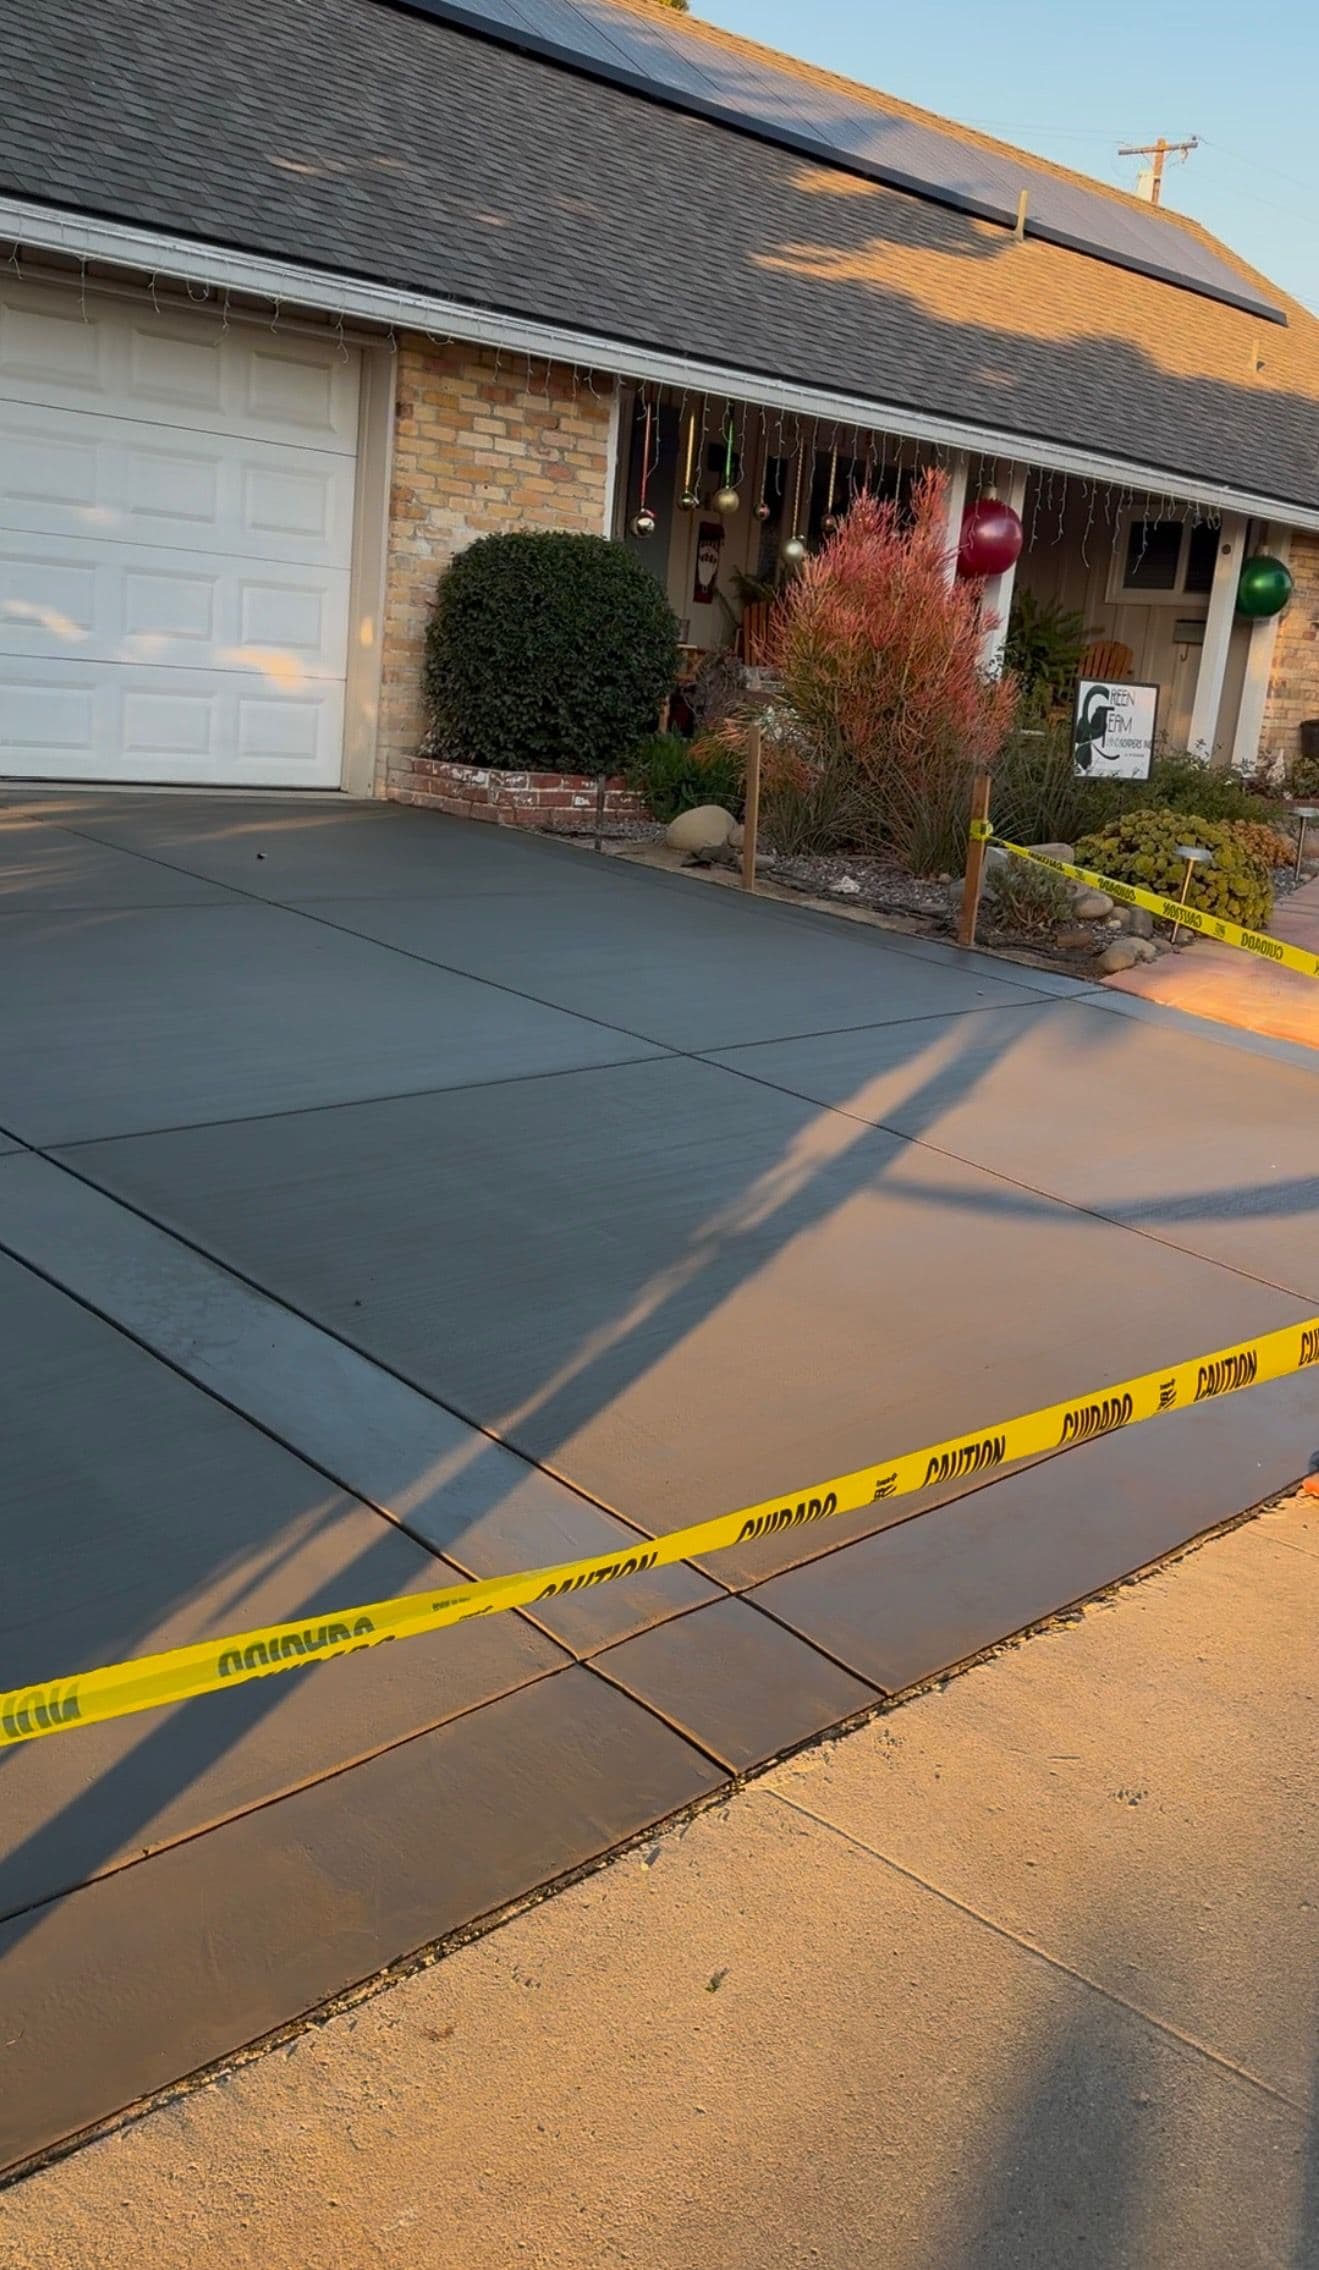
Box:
[679, 488, 701, 512]
[631, 507, 657, 539]
[714, 485, 741, 516]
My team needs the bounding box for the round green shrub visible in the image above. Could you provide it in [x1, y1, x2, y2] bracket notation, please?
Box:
[1075, 808, 1274, 929]
[985, 858, 1073, 936]
[1290, 749, 1319, 801]
[425, 532, 680, 775]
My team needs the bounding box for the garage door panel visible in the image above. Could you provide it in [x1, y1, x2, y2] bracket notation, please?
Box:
[0, 400, 357, 565]
[0, 285, 360, 451]
[0, 531, 350, 676]
[0, 658, 344, 788]
[0, 284, 358, 787]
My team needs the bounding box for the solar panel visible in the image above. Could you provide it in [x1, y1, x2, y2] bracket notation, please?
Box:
[391, 0, 1285, 325]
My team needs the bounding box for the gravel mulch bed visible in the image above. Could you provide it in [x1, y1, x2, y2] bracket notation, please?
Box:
[561, 820, 1317, 981]
[764, 850, 951, 922]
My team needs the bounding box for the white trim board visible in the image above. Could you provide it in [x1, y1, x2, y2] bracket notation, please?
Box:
[6, 195, 1318, 536]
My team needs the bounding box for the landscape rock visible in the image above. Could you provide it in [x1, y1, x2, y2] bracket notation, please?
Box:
[666, 804, 735, 852]
[1115, 904, 1155, 938]
[728, 821, 744, 851]
[1029, 842, 1075, 865]
[1055, 927, 1097, 951]
[1131, 937, 1159, 962]
[833, 875, 862, 896]
[1073, 889, 1114, 920]
[1096, 939, 1141, 974]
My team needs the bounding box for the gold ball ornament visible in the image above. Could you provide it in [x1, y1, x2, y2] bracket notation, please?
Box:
[631, 507, 657, 538]
[714, 485, 741, 515]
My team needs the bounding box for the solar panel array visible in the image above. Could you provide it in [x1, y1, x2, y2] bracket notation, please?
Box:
[393, 0, 1284, 324]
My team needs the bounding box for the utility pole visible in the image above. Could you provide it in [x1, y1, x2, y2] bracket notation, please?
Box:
[1118, 135, 1200, 206]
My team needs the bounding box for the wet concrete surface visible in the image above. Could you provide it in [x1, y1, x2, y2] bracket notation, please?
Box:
[0, 789, 1315, 2174]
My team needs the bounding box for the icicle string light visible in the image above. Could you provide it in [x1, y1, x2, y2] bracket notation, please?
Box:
[631, 393, 657, 537]
[680, 405, 698, 509]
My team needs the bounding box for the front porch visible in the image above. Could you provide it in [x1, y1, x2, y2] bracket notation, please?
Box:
[610, 382, 1301, 777]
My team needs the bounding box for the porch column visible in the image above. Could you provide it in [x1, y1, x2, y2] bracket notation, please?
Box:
[1188, 512, 1248, 759]
[939, 452, 969, 585]
[978, 465, 1028, 674]
[1231, 524, 1292, 772]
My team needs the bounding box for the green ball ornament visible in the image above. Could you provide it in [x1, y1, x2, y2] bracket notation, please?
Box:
[1237, 555, 1293, 619]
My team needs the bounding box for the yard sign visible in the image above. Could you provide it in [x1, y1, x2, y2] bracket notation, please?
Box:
[1072, 679, 1158, 779]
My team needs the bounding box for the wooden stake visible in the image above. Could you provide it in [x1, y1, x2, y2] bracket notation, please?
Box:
[741, 722, 763, 893]
[957, 768, 992, 948]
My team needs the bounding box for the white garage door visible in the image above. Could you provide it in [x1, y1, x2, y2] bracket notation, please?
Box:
[0, 281, 360, 787]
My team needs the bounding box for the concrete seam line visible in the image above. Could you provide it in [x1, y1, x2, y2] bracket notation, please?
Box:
[2, 1314, 1315, 1745]
[765, 1789, 1304, 2113]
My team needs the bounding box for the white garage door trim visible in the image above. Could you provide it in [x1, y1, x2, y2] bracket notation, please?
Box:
[0, 277, 390, 791]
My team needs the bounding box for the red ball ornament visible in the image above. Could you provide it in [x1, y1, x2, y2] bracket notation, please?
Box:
[957, 495, 1024, 580]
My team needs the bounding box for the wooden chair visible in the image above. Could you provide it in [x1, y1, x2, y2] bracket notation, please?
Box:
[1079, 639, 1135, 683]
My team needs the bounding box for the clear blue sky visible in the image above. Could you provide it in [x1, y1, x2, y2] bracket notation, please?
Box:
[695, 0, 1319, 312]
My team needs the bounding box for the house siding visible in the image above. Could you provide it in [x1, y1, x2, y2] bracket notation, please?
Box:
[377, 337, 615, 799]
[1260, 531, 1319, 773]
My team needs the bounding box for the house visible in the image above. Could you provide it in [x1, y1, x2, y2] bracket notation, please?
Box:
[2, 0, 1317, 799]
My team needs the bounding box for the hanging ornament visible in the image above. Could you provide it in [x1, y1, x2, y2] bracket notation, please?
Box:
[821, 445, 840, 535]
[1236, 554, 1293, 619]
[753, 419, 772, 522]
[631, 398, 657, 538]
[714, 408, 741, 515]
[957, 488, 1024, 579]
[782, 440, 807, 564]
[679, 406, 700, 512]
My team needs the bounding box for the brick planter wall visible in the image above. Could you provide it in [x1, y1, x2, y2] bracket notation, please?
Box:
[396, 759, 649, 832]
[377, 338, 615, 798]
[1261, 531, 1319, 771]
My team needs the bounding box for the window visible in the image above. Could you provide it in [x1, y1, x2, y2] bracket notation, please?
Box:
[1183, 521, 1220, 594]
[1112, 515, 1224, 604]
[1123, 519, 1182, 591]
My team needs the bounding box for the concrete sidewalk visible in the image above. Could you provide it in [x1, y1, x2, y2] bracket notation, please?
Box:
[1106, 868, 1319, 1049]
[3, 1488, 1314, 2270]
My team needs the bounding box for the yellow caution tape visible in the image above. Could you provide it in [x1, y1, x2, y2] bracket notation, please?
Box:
[970, 820, 1319, 980]
[4, 1316, 1318, 1745]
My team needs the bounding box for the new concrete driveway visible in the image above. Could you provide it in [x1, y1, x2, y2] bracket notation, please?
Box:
[0, 789, 1315, 2175]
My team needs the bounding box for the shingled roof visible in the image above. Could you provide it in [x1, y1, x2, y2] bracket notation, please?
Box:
[3, 0, 1317, 513]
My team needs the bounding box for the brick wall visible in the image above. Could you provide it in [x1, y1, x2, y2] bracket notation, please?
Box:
[403, 760, 648, 831]
[377, 337, 615, 799]
[1260, 531, 1319, 772]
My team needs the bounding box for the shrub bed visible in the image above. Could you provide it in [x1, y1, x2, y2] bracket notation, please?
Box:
[1075, 808, 1274, 929]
